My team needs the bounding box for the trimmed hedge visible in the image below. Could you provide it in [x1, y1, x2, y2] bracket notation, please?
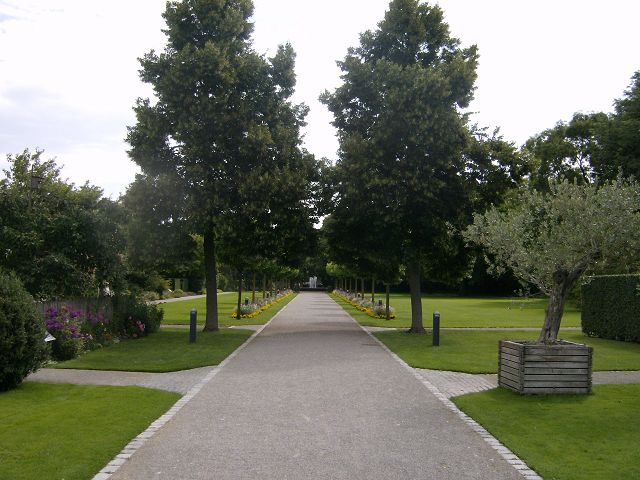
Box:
[582, 275, 640, 343]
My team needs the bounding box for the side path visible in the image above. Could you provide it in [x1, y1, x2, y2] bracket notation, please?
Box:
[108, 292, 525, 480]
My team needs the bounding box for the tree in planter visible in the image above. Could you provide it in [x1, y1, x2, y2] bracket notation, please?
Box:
[464, 178, 640, 343]
[127, 0, 315, 330]
[321, 0, 478, 333]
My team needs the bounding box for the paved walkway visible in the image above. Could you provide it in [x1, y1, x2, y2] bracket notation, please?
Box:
[107, 292, 527, 480]
[28, 366, 216, 395]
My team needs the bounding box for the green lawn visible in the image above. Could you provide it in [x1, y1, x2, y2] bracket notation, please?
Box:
[374, 330, 640, 373]
[0, 382, 179, 480]
[331, 292, 581, 328]
[453, 385, 640, 480]
[53, 328, 253, 372]
[160, 292, 295, 326]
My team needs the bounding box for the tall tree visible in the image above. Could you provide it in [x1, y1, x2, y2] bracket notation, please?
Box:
[522, 112, 609, 188]
[321, 0, 478, 332]
[127, 0, 315, 330]
[604, 70, 640, 180]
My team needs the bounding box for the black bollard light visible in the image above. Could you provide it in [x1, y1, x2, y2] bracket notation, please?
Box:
[244, 298, 249, 306]
[189, 308, 197, 343]
[432, 310, 440, 347]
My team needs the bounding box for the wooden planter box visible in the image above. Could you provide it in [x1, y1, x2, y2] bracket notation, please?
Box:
[498, 340, 593, 394]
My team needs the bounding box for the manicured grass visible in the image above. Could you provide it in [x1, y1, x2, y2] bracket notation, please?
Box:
[453, 385, 640, 480]
[53, 328, 253, 372]
[0, 382, 179, 480]
[160, 292, 295, 326]
[374, 330, 640, 373]
[331, 292, 582, 328]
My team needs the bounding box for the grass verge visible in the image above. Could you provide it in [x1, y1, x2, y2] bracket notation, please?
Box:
[53, 328, 253, 372]
[374, 329, 640, 373]
[160, 292, 295, 326]
[331, 292, 581, 328]
[453, 385, 640, 480]
[0, 382, 179, 480]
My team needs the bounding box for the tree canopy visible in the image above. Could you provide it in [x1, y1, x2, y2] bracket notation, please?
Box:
[321, 0, 478, 332]
[127, 0, 319, 329]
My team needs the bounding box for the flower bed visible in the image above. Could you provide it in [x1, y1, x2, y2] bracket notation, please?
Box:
[333, 289, 396, 319]
[231, 290, 294, 319]
[43, 295, 163, 361]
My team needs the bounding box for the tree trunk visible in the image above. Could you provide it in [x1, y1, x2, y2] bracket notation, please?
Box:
[236, 272, 243, 320]
[407, 260, 425, 333]
[385, 283, 390, 321]
[252, 272, 256, 304]
[538, 270, 572, 343]
[262, 275, 266, 299]
[361, 277, 365, 299]
[371, 277, 375, 303]
[202, 229, 219, 332]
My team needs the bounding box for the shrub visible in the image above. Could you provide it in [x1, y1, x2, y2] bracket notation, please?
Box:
[0, 271, 49, 391]
[112, 294, 163, 338]
[582, 275, 640, 342]
[83, 310, 113, 348]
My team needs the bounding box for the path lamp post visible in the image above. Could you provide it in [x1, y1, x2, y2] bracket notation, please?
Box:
[189, 309, 197, 343]
[432, 311, 440, 346]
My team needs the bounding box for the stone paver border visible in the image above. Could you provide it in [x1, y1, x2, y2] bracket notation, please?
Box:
[354, 312, 544, 480]
[92, 301, 293, 480]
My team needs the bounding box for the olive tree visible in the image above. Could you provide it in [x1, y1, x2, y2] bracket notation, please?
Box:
[465, 178, 640, 343]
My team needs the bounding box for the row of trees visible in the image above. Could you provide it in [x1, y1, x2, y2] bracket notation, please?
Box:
[320, 0, 640, 339]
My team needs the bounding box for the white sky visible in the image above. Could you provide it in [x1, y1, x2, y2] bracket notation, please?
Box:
[1, 0, 639, 198]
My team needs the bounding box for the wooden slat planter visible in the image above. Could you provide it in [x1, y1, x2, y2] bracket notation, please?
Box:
[498, 340, 593, 394]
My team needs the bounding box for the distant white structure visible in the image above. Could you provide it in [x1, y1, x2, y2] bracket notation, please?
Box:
[309, 276, 317, 289]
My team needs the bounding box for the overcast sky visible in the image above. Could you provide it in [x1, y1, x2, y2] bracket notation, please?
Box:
[1, 0, 639, 198]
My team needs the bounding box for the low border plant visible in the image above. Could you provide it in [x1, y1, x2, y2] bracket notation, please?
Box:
[333, 289, 396, 319]
[231, 290, 294, 319]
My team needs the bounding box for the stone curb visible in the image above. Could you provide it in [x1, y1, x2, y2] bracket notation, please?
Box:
[92, 301, 293, 480]
[343, 302, 544, 480]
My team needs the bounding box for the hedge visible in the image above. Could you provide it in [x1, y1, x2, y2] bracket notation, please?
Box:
[582, 275, 640, 343]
